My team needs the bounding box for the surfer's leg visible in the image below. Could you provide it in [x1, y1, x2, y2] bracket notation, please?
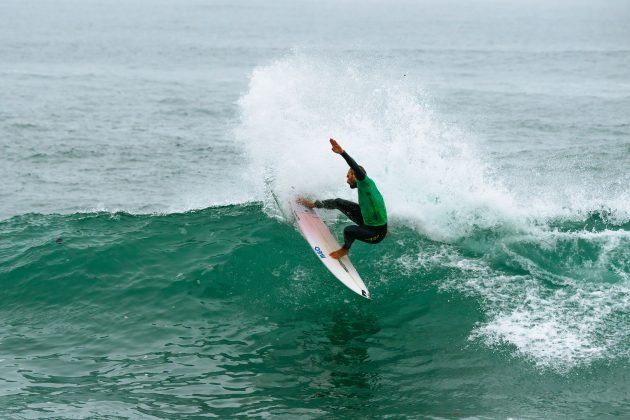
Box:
[318, 198, 363, 225]
[342, 224, 387, 249]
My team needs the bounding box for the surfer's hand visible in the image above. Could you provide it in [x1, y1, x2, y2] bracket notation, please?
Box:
[330, 138, 344, 154]
[297, 197, 316, 208]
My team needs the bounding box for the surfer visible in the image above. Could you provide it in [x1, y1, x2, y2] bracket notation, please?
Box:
[298, 139, 387, 259]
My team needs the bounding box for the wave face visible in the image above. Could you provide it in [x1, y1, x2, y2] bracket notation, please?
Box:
[1, 205, 629, 417]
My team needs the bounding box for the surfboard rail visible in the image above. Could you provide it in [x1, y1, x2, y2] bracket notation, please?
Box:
[290, 200, 371, 299]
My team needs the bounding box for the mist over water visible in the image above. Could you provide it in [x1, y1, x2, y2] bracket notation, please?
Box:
[1, 0, 630, 417]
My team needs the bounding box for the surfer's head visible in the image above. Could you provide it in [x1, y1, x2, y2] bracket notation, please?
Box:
[346, 167, 364, 189]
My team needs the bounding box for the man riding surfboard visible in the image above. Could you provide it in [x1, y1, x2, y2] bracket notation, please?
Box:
[298, 139, 388, 259]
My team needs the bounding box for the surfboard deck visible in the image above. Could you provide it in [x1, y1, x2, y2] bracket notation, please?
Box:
[290, 200, 371, 299]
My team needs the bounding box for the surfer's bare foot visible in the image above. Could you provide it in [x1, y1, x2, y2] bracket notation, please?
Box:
[329, 248, 349, 259]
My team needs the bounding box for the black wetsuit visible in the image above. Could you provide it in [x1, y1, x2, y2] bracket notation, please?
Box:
[315, 151, 387, 250]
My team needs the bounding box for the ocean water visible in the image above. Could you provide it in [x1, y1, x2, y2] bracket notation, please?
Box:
[1, 0, 629, 418]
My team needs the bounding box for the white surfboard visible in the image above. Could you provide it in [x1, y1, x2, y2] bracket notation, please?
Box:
[290, 200, 371, 299]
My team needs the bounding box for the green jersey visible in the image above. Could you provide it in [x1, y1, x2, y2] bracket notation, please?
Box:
[357, 175, 387, 226]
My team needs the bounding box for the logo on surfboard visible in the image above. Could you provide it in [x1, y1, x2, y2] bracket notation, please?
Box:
[314, 246, 326, 259]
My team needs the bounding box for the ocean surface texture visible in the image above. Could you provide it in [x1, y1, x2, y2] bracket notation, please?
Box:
[1, 0, 629, 418]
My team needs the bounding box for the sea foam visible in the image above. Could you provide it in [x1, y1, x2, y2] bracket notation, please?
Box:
[236, 53, 520, 241]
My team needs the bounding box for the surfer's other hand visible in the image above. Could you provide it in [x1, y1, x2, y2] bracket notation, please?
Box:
[297, 197, 316, 208]
[330, 138, 344, 154]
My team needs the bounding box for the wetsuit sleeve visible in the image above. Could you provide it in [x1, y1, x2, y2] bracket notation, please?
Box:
[315, 199, 338, 209]
[341, 151, 366, 181]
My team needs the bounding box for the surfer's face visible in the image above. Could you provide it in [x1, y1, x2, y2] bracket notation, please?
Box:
[346, 169, 357, 189]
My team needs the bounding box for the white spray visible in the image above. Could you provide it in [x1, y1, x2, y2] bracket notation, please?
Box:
[236, 53, 520, 241]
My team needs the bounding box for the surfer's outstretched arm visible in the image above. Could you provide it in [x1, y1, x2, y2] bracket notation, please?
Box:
[340, 152, 366, 181]
[314, 199, 342, 209]
[317, 199, 364, 225]
[330, 138, 366, 180]
[297, 197, 363, 225]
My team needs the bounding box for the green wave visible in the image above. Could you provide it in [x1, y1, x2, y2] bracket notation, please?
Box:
[1, 204, 629, 417]
[1, 204, 628, 308]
